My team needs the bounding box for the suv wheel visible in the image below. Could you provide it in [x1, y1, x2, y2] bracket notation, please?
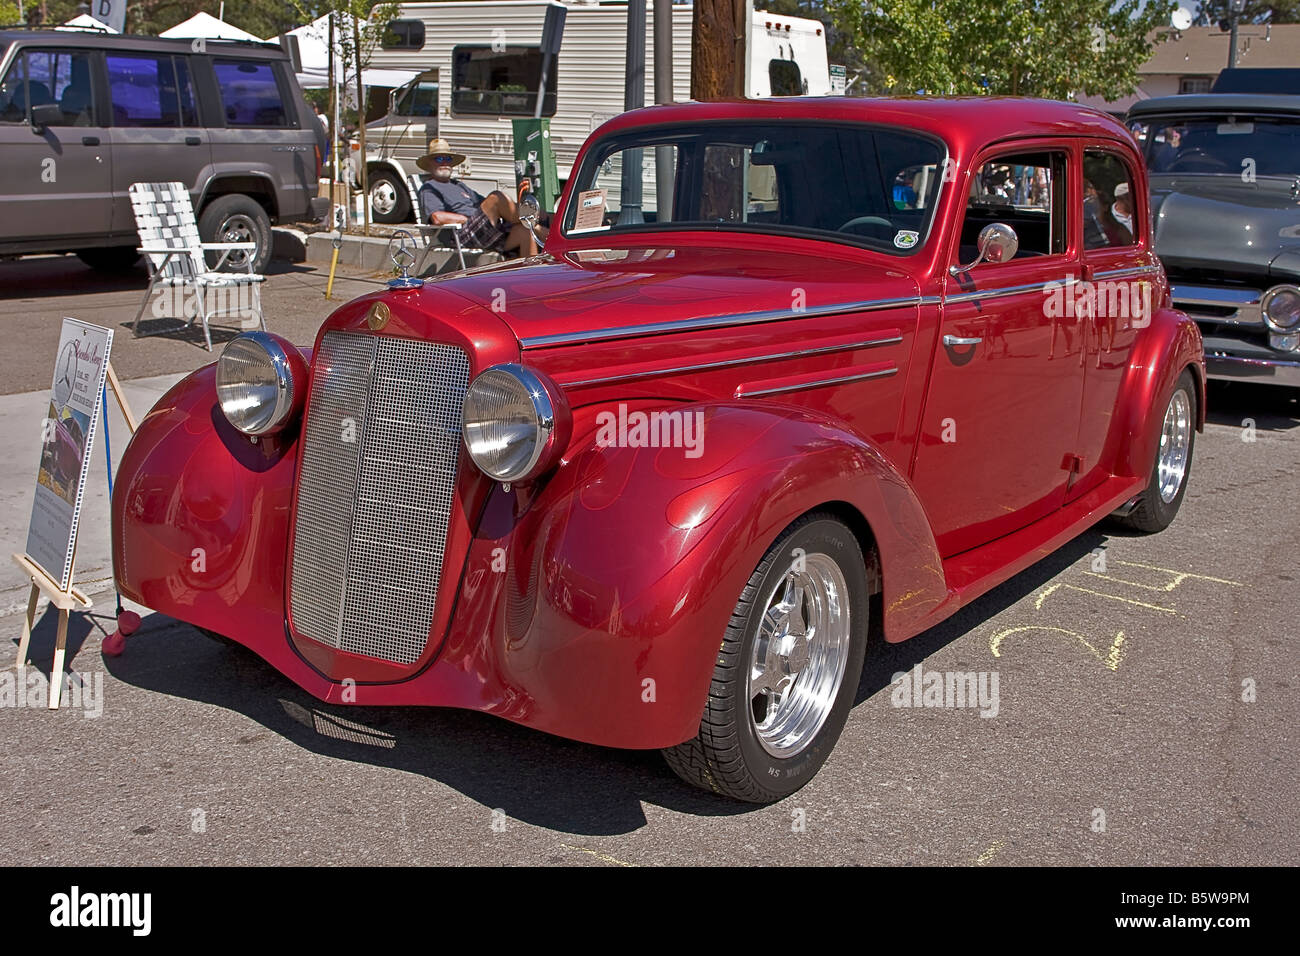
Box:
[369, 169, 412, 223]
[75, 246, 141, 272]
[199, 194, 273, 274]
[662, 513, 870, 802]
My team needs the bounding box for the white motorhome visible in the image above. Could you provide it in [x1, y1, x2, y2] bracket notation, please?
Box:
[356, 0, 832, 222]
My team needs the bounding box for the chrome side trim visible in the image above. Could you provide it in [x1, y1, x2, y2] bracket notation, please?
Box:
[944, 277, 1076, 305]
[738, 366, 898, 398]
[519, 296, 921, 349]
[1091, 266, 1159, 280]
[561, 333, 904, 387]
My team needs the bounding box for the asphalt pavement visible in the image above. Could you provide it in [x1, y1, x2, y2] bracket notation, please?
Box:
[0, 250, 1296, 865]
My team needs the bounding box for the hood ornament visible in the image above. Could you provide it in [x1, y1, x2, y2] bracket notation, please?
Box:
[388, 230, 424, 290]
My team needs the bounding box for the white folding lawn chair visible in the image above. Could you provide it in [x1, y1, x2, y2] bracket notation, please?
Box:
[128, 181, 266, 351]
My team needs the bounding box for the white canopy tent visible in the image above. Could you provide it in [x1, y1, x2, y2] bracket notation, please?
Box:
[159, 12, 263, 43]
[278, 14, 418, 91]
[57, 14, 120, 33]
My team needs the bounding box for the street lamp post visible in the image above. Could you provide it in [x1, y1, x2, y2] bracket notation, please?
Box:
[1227, 0, 1248, 69]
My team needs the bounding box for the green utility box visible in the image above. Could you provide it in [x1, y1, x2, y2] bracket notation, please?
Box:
[511, 118, 560, 214]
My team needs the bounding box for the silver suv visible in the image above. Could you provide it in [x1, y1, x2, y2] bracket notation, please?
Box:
[0, 30, 328, 273]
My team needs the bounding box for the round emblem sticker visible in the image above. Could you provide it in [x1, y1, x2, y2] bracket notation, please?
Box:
[893, 230, 920, 249]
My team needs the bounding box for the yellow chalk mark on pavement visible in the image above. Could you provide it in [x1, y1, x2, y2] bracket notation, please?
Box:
[1110, 560, 1244, 588]
[559, 843, 637, 867]
[990, 625, 1126, 672]
[1034, 581, 1175, 615]
[976, 840, 1005, 865]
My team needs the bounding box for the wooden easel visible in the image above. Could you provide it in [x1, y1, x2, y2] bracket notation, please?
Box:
[12, 360, 134, 710]
[12, 553, 92, 709]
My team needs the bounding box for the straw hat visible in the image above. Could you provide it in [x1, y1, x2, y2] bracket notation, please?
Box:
[416, 137, 467, 172]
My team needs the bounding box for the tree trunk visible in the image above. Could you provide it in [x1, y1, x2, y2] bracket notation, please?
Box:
[691, 0, 746, 101]
[352, 15, 370, 237]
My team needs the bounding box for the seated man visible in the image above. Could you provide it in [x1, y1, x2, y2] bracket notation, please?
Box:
[415, 138, 547, 258]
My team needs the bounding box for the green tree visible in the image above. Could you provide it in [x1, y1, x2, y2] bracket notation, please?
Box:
[0, 0, 20, 25]
[825, 0, 1176, 99]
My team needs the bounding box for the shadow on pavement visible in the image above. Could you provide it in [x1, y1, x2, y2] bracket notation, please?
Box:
[82, 530, 1105, 834]
[1205, 380, 1300, 432]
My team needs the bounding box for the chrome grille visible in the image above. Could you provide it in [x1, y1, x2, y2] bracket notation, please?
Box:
[290, 331, 471, 665]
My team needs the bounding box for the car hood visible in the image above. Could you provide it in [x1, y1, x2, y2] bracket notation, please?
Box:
[435, 241, 922, 351]
[1150, 175, 1300, 280]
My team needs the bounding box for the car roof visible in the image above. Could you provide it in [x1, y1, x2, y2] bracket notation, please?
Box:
[596, 96, 1137, 152]
[1129, 94, 1300, 117]
[0, 29, 286, 59]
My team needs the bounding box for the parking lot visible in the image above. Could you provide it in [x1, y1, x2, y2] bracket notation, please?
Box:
[0, 250, 1295, 866]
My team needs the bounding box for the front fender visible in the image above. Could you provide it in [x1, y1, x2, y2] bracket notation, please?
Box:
[438, 401, 946, 749]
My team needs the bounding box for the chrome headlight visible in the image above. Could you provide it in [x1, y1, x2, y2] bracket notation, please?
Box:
[215, 332, 304, 436]
[1262, 284, 1300, 333]
[462, 364, 570, 483]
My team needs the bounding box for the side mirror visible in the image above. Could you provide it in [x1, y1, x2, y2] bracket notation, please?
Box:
[519, 192, 545, 250]
[30, 102, 62, 132]
[951, 222, 1020, 275]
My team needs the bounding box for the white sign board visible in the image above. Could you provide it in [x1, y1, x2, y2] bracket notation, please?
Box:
[829, 64, 847, 96]
[88, 0, 128, 35]
[25, 319, 113, 593]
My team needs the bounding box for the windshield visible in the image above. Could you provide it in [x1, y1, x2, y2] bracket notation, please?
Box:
[1129, 115, 1300, 177]
[563, 122, 947, 255]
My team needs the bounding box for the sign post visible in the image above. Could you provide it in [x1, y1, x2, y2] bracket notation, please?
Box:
[14, 319, 114, 709]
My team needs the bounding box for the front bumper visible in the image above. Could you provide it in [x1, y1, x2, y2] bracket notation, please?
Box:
[1172, 284, 1300, 386]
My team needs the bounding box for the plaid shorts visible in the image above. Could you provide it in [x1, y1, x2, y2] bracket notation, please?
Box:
[446, 210, 513, 251]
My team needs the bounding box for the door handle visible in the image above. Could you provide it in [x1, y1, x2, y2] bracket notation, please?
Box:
[81, 136, 100, 146]
[185, 136, 201, 146]
[943, 335, 983, 347]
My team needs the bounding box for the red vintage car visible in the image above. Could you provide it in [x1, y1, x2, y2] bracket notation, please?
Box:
[112, 97, 1204, 802]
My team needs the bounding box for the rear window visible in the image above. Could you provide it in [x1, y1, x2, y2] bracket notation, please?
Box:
[213, 59, 288, 127]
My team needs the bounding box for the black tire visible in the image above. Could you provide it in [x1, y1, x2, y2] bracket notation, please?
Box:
[662, 513, 870, 802]
[198, 193, 273, 274]
[1114, 368, 1197, 533]
[75, 246, 140, 272]
[368, 168, 412, 224]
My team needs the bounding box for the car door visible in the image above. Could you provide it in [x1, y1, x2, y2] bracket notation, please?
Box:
[1070, 144, 1155, 501]
[102, 51, 211, 238]
[0, 46, 112, 243]
[911, 141, 1086, 558]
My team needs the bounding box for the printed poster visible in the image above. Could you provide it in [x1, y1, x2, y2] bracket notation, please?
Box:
[25, 319, 114, 593]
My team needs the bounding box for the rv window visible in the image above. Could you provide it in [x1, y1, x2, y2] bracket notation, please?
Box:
[451, 45, 557, 117]
[769, 60, 803, 96]
[382, 20, 426, 50]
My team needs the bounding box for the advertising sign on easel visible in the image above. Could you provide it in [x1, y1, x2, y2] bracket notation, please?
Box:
[13, 319, 113, 709]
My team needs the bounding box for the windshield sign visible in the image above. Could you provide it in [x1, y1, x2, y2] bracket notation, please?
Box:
[564, 122, 948, 255]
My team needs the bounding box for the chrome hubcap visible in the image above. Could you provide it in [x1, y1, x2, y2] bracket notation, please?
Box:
[371, 180, 397, 215]
[748, 552, 852, 758]
[1157, 388, 1192, 503]
[219, 215, 256, 269]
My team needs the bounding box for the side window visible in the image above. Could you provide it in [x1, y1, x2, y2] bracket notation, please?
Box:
[451, 45, 556, 117]
[1083, 150, 1138, 249]
[394, 77, 438, 117]
[107, 55, 198, 127]
[0, 49, 96, 126]
[382, 19, 426, 50]
[961, 151, 1068, 260]
[213, 59, 288, 127]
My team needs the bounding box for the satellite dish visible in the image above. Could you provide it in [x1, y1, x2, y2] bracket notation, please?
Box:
[1172, 7, 1193, 30]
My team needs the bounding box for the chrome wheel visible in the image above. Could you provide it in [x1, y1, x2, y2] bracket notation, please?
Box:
[219, 215, 257, 269]
[1157, 387, 1192, 503]
[747, 552, 852, 758]
[371, 179, 398, 216]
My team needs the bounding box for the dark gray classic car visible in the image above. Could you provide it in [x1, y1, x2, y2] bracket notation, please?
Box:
[1128, 94, 1300, 387]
